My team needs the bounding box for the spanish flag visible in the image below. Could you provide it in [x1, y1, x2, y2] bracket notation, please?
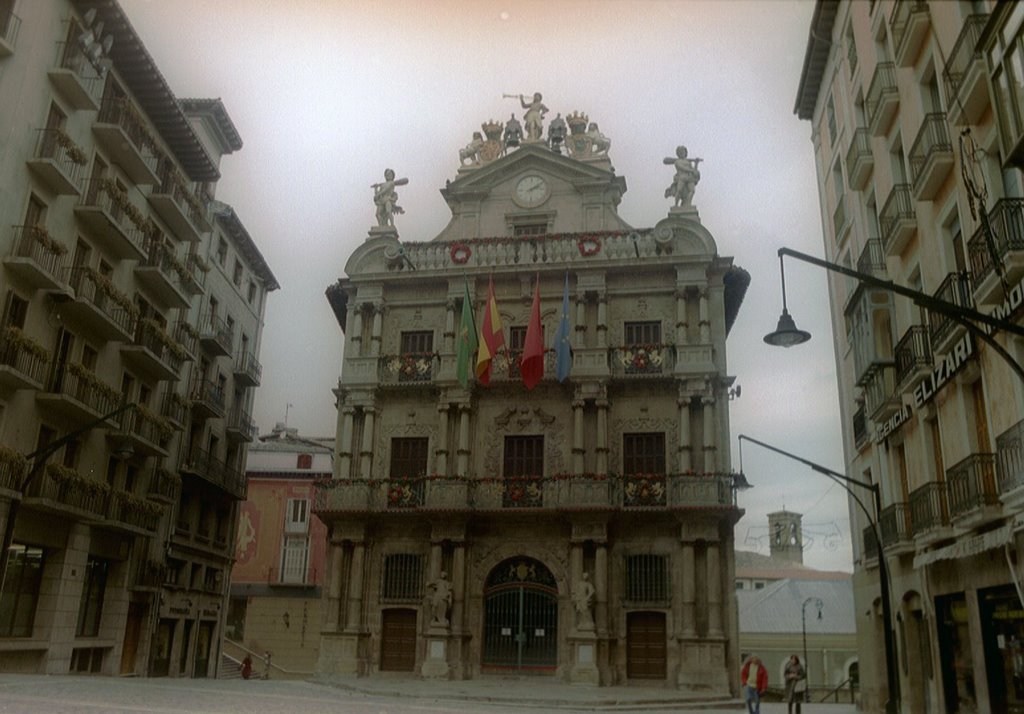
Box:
[475, 276, 505, 385]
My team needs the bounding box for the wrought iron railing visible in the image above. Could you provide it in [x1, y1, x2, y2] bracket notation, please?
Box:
[865, 62, 898, 128]
[132, 319, 185, 373]
[0, 327, 48, 386]
[199, 312, 233, 353]
[943, 15, 988, 104]
[856, 238, 887, 277]
[967, 198, 1024, 286]
[378, 352, 435, 384]
[78, 178, 148, 253]
[235, 351, 263, 385]
[947, 453, 999, 518]
[33, 128, 85, 187]
[879, 183, 914, 253]
[845, 128, 873, 182]
[927, 272, 974, 348]
[155, 163, 207, 229]
[227, 407, 257, 441]
[47, 364, 120, 416]
[67, 266, 137, 336]
[908, 113, 952, 191]
[894, 325, 931, 386]
[147, 467, 180, 502]
[27, 464, 108, 517]
[852, 404, 868, 449]
[997, 419, 1024, 495]
[97, 97, 157, 169]
[890, 0, 929, 59]
[833, 197, 848, 240]
[189, 378, 225, 415]
[909, 481, 949, 535]
[1, 8, 21, 49]
[879, 502, 911, 546]
[9, 224, 66, 281]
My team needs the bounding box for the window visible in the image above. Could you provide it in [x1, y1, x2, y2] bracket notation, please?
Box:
[624, 321, 661, 346]
[514, 223, 547, 237]
[62, 439, 80, 468]
[232, 259, 243, 286]
[247, 280, 257, 305]
[381, 553, 424, 601]
[284, 498, 309, 533]
[2, 292, 28, 329]
[623, 432, 665, 475]
[24, 195, 45, 228]
[826, 94, 837, 143]
[0, 544, 45, 637]
[80, 344, 97, 371]
[279, 535, 308, 584]
[754, 581, 766, 590]
[735, 581, 745, 591]
[625, 554, 668, 602]
[216, 238, 227, 266]
[504, 435, 543, 477]
[76, 556, 109, 637]
[400, 331, 433, 354]
[389, 438, 428, 479]
[296, 453, 312, 470]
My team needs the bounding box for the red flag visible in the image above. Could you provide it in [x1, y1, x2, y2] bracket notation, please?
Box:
[476, 276, 505, 385]
[520, 275, 544, 389]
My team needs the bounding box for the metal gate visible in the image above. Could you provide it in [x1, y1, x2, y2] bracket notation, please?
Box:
[482, 557, 558, 669]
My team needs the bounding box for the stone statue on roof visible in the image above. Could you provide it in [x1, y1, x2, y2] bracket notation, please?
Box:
[459, 132, 485, 166]
[548, 113, 567, 153]
[503, 113, 523, 151]
[372, 168, 408, 228]
[664, 145, 702, 208]
[519, 92, 548, 142]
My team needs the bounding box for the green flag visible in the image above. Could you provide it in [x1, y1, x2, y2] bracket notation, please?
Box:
[456, 279, 478, 388]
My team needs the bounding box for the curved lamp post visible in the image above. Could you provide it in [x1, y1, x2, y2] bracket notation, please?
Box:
[802, 596, 823, 703]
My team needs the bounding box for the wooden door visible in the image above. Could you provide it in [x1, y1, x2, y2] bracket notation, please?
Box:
[119, 602, 144, 674]
[627, 611, 666, 679]
[380, 609, 417, 672]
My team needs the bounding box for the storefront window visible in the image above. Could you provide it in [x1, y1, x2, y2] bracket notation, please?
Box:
[979, 585, 1024, 713]
[936, 593, 976, 713]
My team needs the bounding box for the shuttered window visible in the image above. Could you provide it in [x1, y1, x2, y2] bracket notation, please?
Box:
[504, 435, 544, 477]
[625, 554, 669, 602]
[624, 321, 661, 345]
[623, 433, 665, 475]
[381, 554, 424, 601]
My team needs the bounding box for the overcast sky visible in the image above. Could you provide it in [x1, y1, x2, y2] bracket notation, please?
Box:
[122, 0, 852, 571]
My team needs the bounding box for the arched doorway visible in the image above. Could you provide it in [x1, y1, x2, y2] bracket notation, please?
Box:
[482, 557, 558, 670]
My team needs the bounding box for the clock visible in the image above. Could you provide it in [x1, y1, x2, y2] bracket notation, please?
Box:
[514, 175, 550, 207]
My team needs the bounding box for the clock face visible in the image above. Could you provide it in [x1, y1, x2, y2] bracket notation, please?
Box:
[514, 175, 549, 207]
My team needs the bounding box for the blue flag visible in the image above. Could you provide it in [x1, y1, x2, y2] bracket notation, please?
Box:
[555, 272, 573, 382]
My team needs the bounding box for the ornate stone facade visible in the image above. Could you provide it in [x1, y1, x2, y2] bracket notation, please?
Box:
[318, 117, 749, 693]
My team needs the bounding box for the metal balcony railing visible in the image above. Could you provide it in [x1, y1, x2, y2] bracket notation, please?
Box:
[947, 453, 999, 518]
[9, 225, 66, 283]
[997, 419, 1024, 496]
[0, 327, 48, 386]
[97, 97, 155, 163]
[1, 7, 21, 50]
[879, 502, 911, 547]
[852, 404, 868, 449]
[967, 199, 1024, 286]
[67, 266, 137, 337]
[909, 481, 949, 535]
[943, 15, 988, 104]
[865, 62, 898, 129]
[47, 364, 120, 417]
[894, 325, 931, 387]
[927, 272, 974, 348]
[908, 113, 952, 195]
[32, 128, 86, 188]
[378, 352, 435, 384]
[879, 184, 915, 254]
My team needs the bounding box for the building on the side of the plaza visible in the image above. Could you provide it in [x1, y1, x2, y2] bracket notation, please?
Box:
[316, 106, 750, 693]
[796, 2, 1024, 712]
[224, 424, 331, 677]
[0, 0, 277, 678]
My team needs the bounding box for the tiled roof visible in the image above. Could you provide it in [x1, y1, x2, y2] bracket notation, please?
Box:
[735, 549, 852, 581]
[738, 578, 856, 634]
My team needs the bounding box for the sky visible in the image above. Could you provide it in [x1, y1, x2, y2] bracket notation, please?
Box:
[121, 0, 853, 572]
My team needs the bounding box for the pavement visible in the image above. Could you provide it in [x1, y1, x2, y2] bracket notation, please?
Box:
[0, 674, 859, 714]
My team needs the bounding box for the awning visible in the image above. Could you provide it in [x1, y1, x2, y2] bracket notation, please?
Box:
[914, 525, 1013, 569]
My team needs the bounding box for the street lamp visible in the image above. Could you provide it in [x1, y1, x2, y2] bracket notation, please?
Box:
[802, 596, 823, 704]
[764, 254, 811, 348]
[0, 402, 134, 593]
[738, 434, 899, 714]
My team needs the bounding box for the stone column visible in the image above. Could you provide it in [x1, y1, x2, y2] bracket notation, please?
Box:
[675, 289, 688, 346]
[370, 304, 384, 356]
[345, 542, 365, 631]
[325, 542, 344, 630]
[595, 399, 608, 474]
[681, 542, 696, 636]
[707, 542, 723, 638]
[444, 298, 456, 353]
[594, 543, 608, 635]
[575, 295, 587, 349]
[572, 399, 585, 473]
[349, 308, 363, 356]
[702, 397, 716, 474]
[336, 407, 355, 479]
[698, 289, 710, 343]
[359, 407, 375, 480]
[456, 404, 471, 477]
[451, 542, 466, 633]
[678, 396, 691, 472]
[596, 296, 607, 348]
[436, 402, 450, 476]
[429, 542, 443, 583]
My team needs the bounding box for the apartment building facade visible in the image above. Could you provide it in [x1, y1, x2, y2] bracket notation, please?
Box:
[0, 0, 277, 678]
[796, 2, 1024, 712]
[317, 112, 749, 692]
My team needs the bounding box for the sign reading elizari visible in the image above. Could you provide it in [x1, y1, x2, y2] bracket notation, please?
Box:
[876, 271, 1024, 443]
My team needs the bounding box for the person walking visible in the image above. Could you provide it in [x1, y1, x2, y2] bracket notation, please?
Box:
[741, 655, 769, 714]
[784, 654, 807, 714]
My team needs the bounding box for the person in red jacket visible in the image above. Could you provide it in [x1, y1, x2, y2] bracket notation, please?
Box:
[741, 655, 769, 714]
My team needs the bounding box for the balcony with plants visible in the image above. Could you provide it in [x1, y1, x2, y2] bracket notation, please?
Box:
[147, 466, 180, 504]
[0, 325, 49, 392]
[115, 403, 174, 457]
[866, 62, 899, 136]
[75, 178, 149, 260]
[160, 389, 190, 430]
[879, 183, 916, 256]
[0, 446, 25, 493]
[4, 224, 69, 291]
[908, 113, 954, 200]
[180, 252, 207, 296]
[966, 198, 1024, 305]
[134, 240, 190, 310]
[26, 128, 87, 195]
[927, 271, 974, 355]
[175, 320, 199, 360]
[25, 463, 109, 520]
[92, 97, 159, 184]
[37, 362, 120, 426]
[121, 318, 187, 382]
[943, 15, 989, 126]
[48, 39, 102, 110]
[148, 162, 209, 242]
[64, 266, 137, 342]
[890, 0, 930, 67]
[105, 490, 162, 535]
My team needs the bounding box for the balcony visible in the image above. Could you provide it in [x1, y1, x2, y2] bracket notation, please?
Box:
[148, 163, 208, 242]
[180, 253, 207, 296]
[176, 321, 198, 361]
[866, 62, 899, 136]
[234, 351, 262, 388]
[147, 467, 180, 504]
[61, 267, 136, 342]
[846, 129, 875, 191]
[4, 225, 70, 292]
[928, 272, 974, 355]
[180, 447, 246, 500]
[879, 502, 913, 552]
[121, 319, 186, 382]
[47, 40, 102, 110]
[198, 313, 232, 357]
[159, 390, 189, 430]
[114, 404, 173, 457]
[189, 378, 225, 420]
[894, 325, 931, 392]
[487, 350, 558, 383]
[92, 97, 159, 185]
[857, 238, 887, 278]
[609, 344, 674, 378]
[947, 453, 1000, 526]
[909, 114, 954, 200]
[833, 197, 850, 244]
[997, 419, 1024, 507]
[24, 463, 108, 520]
[36, 364, 120, 426]
[378, 352, 435, 386]
[880, 184, 916, 256]
[134, 242, 190, 310]
[852, 404, 868, 450]
[74, 178, 149, 260]
[26, 128, 86, 195]
[862, 525, 879, 563]
[890, 0, 930, 67]
[944, 15, 989, 126]
[130, 559, 167, 591]
[0, 8, 20, 57]
[863, 362, 900, 421]
[105, 490, 161, 535]
[225, 407, 257, 443]
[0, 448, 25, 493]
[967, 199, 1024, 305]
[0, 326, 49, 392]
[909, 481, 950, 540]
